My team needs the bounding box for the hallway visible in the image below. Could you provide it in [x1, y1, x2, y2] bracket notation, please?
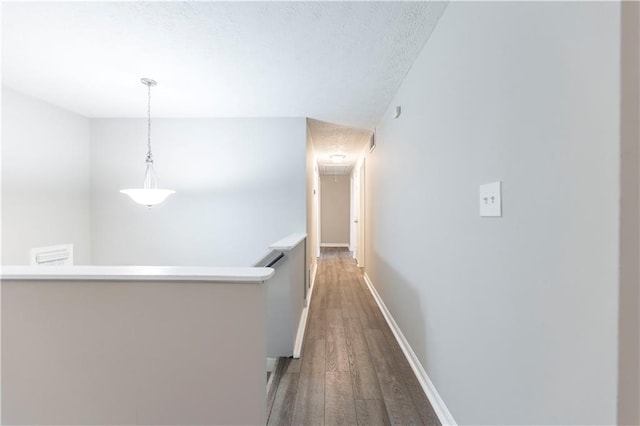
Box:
[267, 248, 440, 425]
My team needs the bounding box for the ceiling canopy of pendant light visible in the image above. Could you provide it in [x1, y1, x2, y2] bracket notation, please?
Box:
[120, 78, 175, 208]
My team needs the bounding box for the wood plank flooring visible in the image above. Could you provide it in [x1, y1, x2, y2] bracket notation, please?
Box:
[267, 248, 440, 426]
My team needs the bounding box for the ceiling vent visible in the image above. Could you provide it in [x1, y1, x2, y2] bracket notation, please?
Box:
[30, 244, 74, 266]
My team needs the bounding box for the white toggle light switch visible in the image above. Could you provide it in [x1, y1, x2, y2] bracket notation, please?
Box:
[479, 181, 502, 217]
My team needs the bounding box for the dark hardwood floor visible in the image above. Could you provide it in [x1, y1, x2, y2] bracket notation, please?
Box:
[267, 248, 440, 425]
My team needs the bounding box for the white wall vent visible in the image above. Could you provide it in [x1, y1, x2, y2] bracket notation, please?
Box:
[30, 244, 74, 266]
[320, 164, 352, 175]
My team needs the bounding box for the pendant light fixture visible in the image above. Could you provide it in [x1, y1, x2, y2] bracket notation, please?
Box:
[120, 78, 175, 207]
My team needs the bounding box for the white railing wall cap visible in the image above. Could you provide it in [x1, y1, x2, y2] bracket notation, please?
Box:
[269, 233, 307, 251]
[0, 265, 274, 283]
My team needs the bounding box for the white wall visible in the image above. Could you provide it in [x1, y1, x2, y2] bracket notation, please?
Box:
[363, 3, 620, 424]
[90, 118, 306, 266]
[1, 87, 91, 265]
[320, 174, 350, 245]
[1, 91, 307, 268]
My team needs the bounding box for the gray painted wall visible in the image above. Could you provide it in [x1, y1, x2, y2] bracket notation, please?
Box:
[90, 118, 307, 266]
[618, 1, 640, 424]
[1, 93, 307, 268]
[2, 279, 266, 425]
[1, 87, 91, 265]
[320, 174, 350, 245]
[363, 3, 620, 424]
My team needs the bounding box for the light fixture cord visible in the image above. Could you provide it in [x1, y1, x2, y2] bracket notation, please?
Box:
[146, 82, 153, 163]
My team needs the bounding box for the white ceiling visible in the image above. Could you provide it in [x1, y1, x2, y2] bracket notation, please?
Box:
[2, 1, 447, 166]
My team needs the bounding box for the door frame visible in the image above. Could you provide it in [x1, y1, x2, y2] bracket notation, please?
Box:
[350, 158, 365, 267]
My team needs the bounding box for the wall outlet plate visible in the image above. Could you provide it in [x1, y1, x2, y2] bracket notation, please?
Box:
[479, 181, 502, 217]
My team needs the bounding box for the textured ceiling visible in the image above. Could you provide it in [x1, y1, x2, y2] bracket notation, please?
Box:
[2, 1, 446, 130]
[308, 119, 372, 173]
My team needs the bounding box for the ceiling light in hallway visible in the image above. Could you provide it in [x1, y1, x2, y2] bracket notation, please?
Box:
[330, 153, 346, 163]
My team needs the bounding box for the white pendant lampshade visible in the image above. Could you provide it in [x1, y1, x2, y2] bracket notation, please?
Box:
[120, 160, 175, 205]
[121, 188, 174, 206]
[121, 78, 175, 207]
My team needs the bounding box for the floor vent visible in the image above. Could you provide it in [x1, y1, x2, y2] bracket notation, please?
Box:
[30, 244, 74, 266]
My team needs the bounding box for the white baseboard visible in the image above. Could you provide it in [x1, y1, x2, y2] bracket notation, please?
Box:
[362, 273, 457, 426]
[320, 243, 350, 248]
[293, 305, 308, 359]
[266, 357, 280, 394]
[293, 262, 318, 358]
[310, 262, 318, 290]
[266, 357, 277, 372]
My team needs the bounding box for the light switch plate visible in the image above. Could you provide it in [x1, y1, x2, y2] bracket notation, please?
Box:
[479, 181, 502, 217]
